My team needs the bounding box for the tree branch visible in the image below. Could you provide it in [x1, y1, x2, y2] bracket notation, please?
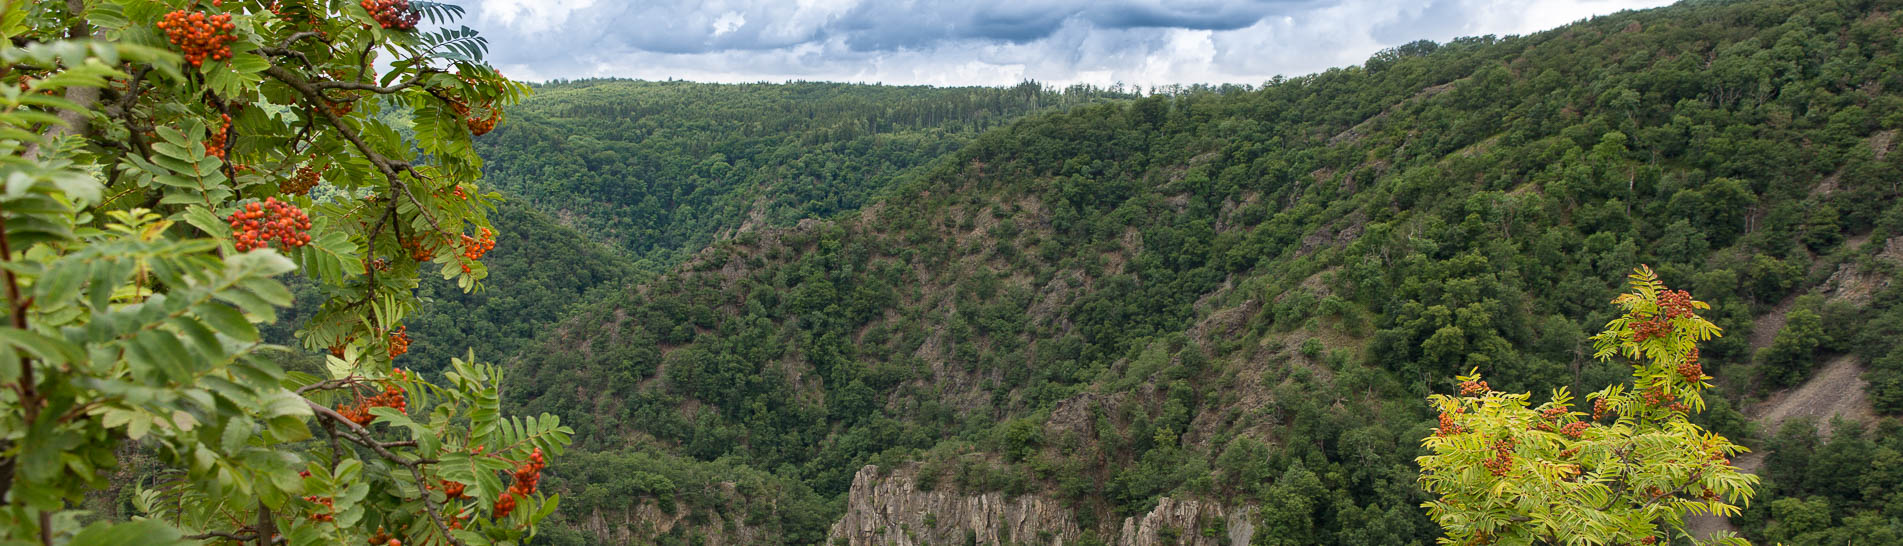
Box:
[261, 66, 409, 186]
[312, 76, 429, 94]
[304, 400, 461, 546]
[0, 203, 33, 510]
[182, 530, 256, 542]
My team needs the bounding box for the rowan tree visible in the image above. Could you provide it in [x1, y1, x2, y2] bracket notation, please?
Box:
[1418, 266, 1758, 545]
[1, 1, 569, 544]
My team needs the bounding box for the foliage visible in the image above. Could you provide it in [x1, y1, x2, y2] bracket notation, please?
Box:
[1732, 418, 1903, 544]
[443, 0, 1901, 541]
[1419, 267, 1757, 544]
[0, 1, 569, 544]
[476, 79, 1135, 266]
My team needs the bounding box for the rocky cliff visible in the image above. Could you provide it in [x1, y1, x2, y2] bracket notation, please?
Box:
[828, 465, 1255, 545]
[575, 482, 774, 545]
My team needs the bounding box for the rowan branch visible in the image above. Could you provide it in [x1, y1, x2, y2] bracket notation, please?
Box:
[183, 530, 256, 542]
[262, 65, 449, 234]
[261, 65, 407, 185]
[312, 74, 432, 94]
[304, 400, 461, 546]
[276, 31, 323, 50]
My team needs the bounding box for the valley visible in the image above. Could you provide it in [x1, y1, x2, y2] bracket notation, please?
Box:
[404, 1, 1903, 543]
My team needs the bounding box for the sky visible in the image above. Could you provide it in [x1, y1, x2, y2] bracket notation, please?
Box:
[457, 0, 1678, 88]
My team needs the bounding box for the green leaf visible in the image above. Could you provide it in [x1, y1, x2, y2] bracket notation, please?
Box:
[0, 327, 84, 364]
[227, 52, 270, 74]
[180, 205, 230, 238]
[69, 519, 186, 545]
[266, 415, 312, 443]
[195, 302, 259, 342]
[261, 389, 314, 419]
[220, 416, 252, 453]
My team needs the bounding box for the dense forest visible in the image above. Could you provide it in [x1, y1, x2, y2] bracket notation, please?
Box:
[464, 0, 1903, 543]
[266, 83, 1131, 370]
[474, 80, 1135, 267]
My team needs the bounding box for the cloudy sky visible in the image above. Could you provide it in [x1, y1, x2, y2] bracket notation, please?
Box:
[458, 0, 1676, 88]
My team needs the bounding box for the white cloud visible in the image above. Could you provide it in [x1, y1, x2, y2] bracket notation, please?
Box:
[711, 11, 747, 37]
[473, 0, 599, 35]
[455, 0, 1677, 87]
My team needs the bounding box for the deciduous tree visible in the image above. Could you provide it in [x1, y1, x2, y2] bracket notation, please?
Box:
[1, 1, 570, 544]
[1418, 266, 1758, 545]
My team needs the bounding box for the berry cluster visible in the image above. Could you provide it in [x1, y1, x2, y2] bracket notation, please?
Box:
[461, 228, 495, 260]
[1658, 288, 1696, 319]
[206, 114, 232, 160]
[402, 237, 436, 261]
[281, 164, 325, 195]
[303, 495, 335, 522]
[329, 97, 356, 117]
[1539, 406, 1569, 420]
[388, 326, 410, 358]
[1458, 379, 1490, 397]
[227, 198, 312, 252]
[493, 491, 515, 519]
[361, 0, 420, 30]
[1434, 411, 1464, 437]
[1592, 398, 1611, 420]
[269, 0, 327, 33]
[440, 479, 468, 500]
[158, 10, 238, 67]
[1483, 438, 1515, 476]
[1676, 347, 1703, 383]
[1630, 317, 1676, 342]
[367, 527, 401, 546]
[495, 448, 546, 518]
[1559, 421, 1591, 439]
[466, 110, 500, 136]
[335, 378, 408, 426]
[1640, 387, 1689, 413]
[447, 95, 503, 136]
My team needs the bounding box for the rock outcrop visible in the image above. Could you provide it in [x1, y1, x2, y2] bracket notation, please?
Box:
[829, 465, 1254, 545]
[576, 482, 774, 545]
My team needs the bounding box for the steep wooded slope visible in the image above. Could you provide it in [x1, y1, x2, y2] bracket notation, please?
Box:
[475, 80, 1133, 266]
[509, 1, 1903, 543]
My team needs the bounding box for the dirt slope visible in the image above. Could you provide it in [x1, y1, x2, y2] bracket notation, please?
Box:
[1689, 354, 1873, 538]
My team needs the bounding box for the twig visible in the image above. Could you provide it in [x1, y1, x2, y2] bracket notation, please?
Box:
[182, 530, 256, 542]
[304, 400, 460, 546]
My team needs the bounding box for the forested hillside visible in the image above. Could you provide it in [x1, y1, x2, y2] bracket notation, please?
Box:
[475, 80, 1134, 267]
[272, 82, 1129, 369]
[496, 0, 1903, 543]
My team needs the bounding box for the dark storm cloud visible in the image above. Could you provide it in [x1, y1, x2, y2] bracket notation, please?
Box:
[829, 0, 1317, 51]
[1084, 1, 1313, 31]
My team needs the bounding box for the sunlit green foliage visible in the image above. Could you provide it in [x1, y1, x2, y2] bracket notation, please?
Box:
[1419, 268, 1757, 545]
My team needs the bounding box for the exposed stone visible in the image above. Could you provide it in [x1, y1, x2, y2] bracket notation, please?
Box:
[828, 464, 1255, 546]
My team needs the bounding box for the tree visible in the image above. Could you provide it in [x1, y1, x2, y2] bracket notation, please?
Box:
[1417, 266, 1758, 544]
[2, 1, 569, 545]
[1758, 308, 1825, 387]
